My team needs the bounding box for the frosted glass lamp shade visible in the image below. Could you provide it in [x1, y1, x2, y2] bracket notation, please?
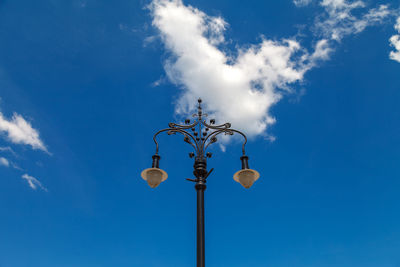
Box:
[233, 169, 260, 189]
[141, 168, 168, 188]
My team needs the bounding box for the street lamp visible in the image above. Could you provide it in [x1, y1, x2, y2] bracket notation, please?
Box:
[141, 98, 259, 267]
[141, 155, 168, 188]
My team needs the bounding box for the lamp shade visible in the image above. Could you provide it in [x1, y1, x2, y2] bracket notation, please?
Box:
[233, 169, 260, 189]
[141, 168, 168, 188]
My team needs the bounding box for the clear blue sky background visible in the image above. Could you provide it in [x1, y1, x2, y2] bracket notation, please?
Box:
[1, 0, 400, 266]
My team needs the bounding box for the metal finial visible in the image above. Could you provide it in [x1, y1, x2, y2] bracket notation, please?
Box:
[197, 98, 202, 118]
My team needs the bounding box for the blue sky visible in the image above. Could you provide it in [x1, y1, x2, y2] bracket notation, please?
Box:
[1, 0, 400, 266]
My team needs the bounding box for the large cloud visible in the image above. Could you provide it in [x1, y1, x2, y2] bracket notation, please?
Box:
[150, 0, 395, 137]
[151, 0, 318, 137]
[0, 112, 47, 152]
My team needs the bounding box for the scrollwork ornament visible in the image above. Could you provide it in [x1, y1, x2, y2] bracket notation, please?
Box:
[152, 98, 248, 158]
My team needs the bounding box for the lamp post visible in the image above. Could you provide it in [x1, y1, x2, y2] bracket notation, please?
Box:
[141, 99, 260, 267]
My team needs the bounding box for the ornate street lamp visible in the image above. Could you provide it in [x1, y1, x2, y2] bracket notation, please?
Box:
[141, 98, 259, 267]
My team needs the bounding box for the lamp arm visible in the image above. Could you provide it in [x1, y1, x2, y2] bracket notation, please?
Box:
[153, 128, 199, 155]
[229, 129, 247, 155]
[203, 128, 247, 155]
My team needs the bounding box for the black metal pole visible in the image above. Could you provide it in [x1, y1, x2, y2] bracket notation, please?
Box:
[193, 156, 207, 267]
[195, 181, 206, 267]
[150, 99, 249, 267]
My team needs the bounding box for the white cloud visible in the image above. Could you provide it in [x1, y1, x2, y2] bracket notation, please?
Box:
[21, 174, 47, 191]
[315, 1, 392, 41]
[395, 17, 400, 32]
[150, 0, 397, 138]
[300, 1, 398, 65]
[294, 0, 313, 7]
[151, 76, 167, 87]
[143, 35, 158, 47]
[355, 5, 392, 32]
[150, 0, 327, 137]
[0, 157, 9, 167]
[310, 39, 333, 62]
[0, 112, 47, 152]
[0, 156, 22, 170]
[389, 17, 400, 63]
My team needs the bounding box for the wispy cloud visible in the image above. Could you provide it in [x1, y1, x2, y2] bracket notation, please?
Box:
[0, 156, 9, 167]
[149, 0, 395, 138]
[0, 146, 17, 157]
[21, 174, 47, 191]
[314, 1, 392, 41]
[294, 0, 313, 7]
[0, 112, 48, 152]
[390, 17, 400, 63]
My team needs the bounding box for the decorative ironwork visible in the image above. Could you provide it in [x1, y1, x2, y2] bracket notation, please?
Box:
[148, 99, 253, 267]
[152, 99, 248, 174]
